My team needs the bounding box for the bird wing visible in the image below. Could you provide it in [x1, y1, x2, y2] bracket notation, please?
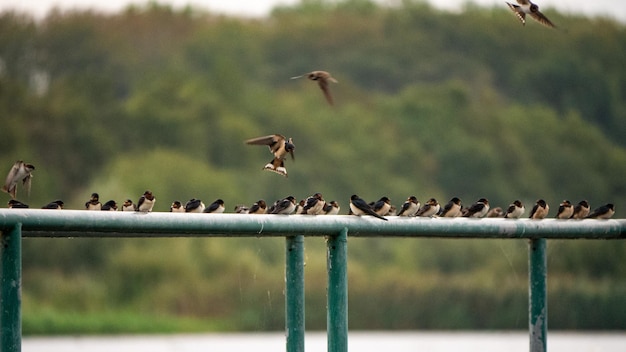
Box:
[515, 0, 530, 5]
[506, 3, 526, 25]
[245, 134, 284, 146]
[2, 162, 20, 194]
[530, 11, 555, 28]
[317, 78, 334, 106]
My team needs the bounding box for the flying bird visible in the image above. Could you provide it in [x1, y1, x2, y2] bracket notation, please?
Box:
[440, 197, 462, 217]
[185, 198, 205, 213]
[416, 198, 440, 217]
[463, 198, 490, 218]
[570, 200, 590, 219]
[349, 194, 387, 221]
[101, 200, 118, 211]
[555, 200, 574, 219]
[586, 203, 615, 219]
[8, 199, 29, 208]
[504, 200, 525, 219]
[505, 0, 556, 28]
[529, 199, 550, 219]
[204, 199, 225, 213]
[397, 196, 420, 217]
[85, 193, 102, 210]
[2, 161, 35, 199]
[291, 70, 338, 105]
[136, 190, 156, 212]
[245, 134, 295, 177]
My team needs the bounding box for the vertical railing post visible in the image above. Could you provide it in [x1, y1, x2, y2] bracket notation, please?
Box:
[327, 228, 348, 352]
[1, 223, 22, 352]
[528, 238, 547, 352]
[285, 235, 305, 352]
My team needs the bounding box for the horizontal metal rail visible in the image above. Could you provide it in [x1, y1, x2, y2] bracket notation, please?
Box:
[1, 209, 625, 352]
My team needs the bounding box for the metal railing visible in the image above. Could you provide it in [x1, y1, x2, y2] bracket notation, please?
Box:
[1, 209, 625, 352]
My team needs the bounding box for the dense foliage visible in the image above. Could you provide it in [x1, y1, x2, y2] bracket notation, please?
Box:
[1, 0, 625, 333]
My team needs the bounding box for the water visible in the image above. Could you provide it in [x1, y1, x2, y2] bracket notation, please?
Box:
[23, 331, 626, 352]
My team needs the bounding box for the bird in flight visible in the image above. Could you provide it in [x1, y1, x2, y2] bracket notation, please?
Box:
[2, 160, 35, 199]
[245, 134, 295, 177]
[505, 0, 556, 28]
[291, 71, 338, 106]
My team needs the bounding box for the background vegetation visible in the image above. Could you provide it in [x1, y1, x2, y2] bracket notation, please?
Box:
[1, 0, 625, 333]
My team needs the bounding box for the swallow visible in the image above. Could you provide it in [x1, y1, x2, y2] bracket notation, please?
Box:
[463, 198, 490, 218]
[372, 196, 392, 216]
[42, 200, 64, 209]
[586, 203, 615, 219]
[245, 134, 295, 177]
[248, 199, 267, 214]
[387, 205, 397, 216]
[136, 190, 156, 212]
[487, 207, 504, 217]
[440, 197, 462, 217]
[504, 200, 525, 218]
[270, 196, 297, 214]
[555, 200, 574, 219]
[2, 161, 35, 199]
[170, 200, 185, 212]
[234, 205, 250, 214]
[101, 200, 118, 211]
[8, 199, 29, 208]
[204, 199, 225, 213]
[416, 198, 440, 217]
[529, 199, 549, 219]
[570, 200, 590, 219]
[505, 0, 555, 28]
[291, 70, 338, 106]
[301, 193, 325, 215]
[85, 192, 102, 210]
[323, 201, 340, 215]
[349, 195, 387, 221]
[397, 196, 420, 217]
[122, 199, 135, 211]
[185, 198, 205, 213]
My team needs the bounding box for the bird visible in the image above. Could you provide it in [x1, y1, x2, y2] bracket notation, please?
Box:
[586, 203, 615, 219]
[270, 196, 297, 214]
[185, 198, 205, 213]
[101, 200, 118, 211]
[504, 200, 525, 219]
[291, 70, 338, 106]
[529, 199, 550, 219]
[2, 160, 35, 199]
[248, 199, 267, 214]
[486, 207, 504, 218]
[42, 200, 64, 209]
[463, 198, 490, 218]
[245, 134, 295, 177]
[397, 196, 420, 217]
[122, 199, 135, 212]
[85, 192, 102, 210]
[234, 205, 250, 214]
[505, 0, 556, 28]
[416, 198, 440, 217]
[323, 201, 340, 215]
[301, 193, 325, 215]
[372, 196, 392, 217]
[7, 199, 29, 208]
[136, 190, 156, 212]
[570, 200, 590, 219]
[204, 199, 225, 213]
[555, 200, 574, 219]
[349, 194, 387, 221]
[170, 200, 185, 212]
[440, 197, 462, 217]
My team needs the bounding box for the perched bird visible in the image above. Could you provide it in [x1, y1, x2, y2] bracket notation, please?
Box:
[570, 200, 590, 219]
[463, 198, 490, 218]
[270, 196, 297, 214]
[486, 207, 504, 218]
[248, 199, 267, 214]
[505, 0, 556, 28]
[386, 205, 398, 216]
[555, 200, 574, 219]
[234, 205, 250, 214]
[170, 200, 185, 213]
[122, 199, 135, 212]
[245, 134, 295, 177]
[42, 200, 64, 209]
[85, 193, 102, 210]
[185, 198, 205, 213]
[2, 161, 35, 199]
[529, 199, 550, 219]
[136, 190, 156, 212]
[416, 198, 440, 217]
[301, 193, 325, 215]
[8, 199, 29, 208]
[504, 200, 525, 219]
[372, 196, 392, 217]
[291, 70, 338, 106]
[295, 199, 306, 214]
[397, 196, 420, 217]
[101, 200, 117, 211]
[323, 201, 341, 215]
[440, 197, 462, 217]
[349, 195, 387, 221]
[586, 203, 615, 219]
[204, 199, 225, 213]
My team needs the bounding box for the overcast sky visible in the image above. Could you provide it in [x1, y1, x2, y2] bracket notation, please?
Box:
[1, 0, 625, 22]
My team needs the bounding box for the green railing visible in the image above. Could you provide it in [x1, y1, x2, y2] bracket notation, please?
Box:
[1, 209, 625, 352]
